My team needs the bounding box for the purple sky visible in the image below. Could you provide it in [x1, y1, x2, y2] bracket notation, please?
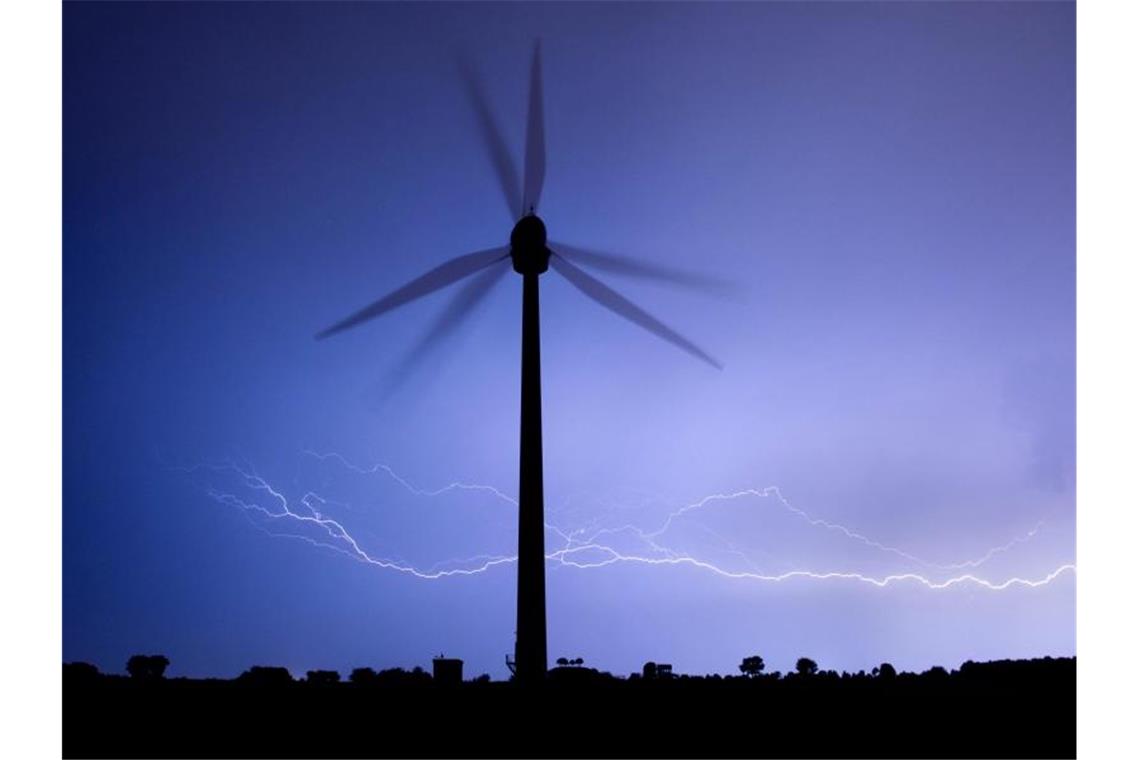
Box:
[64, 1, 1074, 679]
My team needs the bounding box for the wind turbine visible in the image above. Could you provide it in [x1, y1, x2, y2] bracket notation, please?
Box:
[317, 41, 723, 685]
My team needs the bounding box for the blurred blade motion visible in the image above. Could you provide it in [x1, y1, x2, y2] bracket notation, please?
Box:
[551, 254, 722, 370]
[552, 242, 735, 294]
[316, 247, 510, 339]
[521, 40, 546, 216]
[396, 260, 510, 372]
[457, 56, 522, 223]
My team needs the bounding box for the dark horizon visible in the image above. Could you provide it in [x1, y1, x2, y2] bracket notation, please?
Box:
[64, 649, 1070, 683]
[63, 654, 1077, 758]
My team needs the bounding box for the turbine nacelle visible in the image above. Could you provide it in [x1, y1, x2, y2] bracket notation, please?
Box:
[510, 214, 550, 275]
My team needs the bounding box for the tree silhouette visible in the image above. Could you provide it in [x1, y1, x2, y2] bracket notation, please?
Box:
[126, 654, 169, 681]
[795, 657, 818, 676]
[739, 655, 765, 678]
[556, 657, 569, 667]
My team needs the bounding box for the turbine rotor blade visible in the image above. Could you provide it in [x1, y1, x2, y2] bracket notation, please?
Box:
[396, 260, 510, 373]
[551, 241, 735, 294]
[316, 247, 509, 339]
[457, 56, 522, 222]
[551, 254, 722, 370]
[521, 40, 546, 216]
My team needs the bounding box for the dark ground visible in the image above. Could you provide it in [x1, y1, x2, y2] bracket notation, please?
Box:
[63, 657, 1075, 758]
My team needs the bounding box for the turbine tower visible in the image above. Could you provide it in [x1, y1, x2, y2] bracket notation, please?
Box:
[317, 41, 723, 685]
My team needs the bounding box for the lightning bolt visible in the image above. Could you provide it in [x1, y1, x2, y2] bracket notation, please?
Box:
[203, 470, 517, 580]
[302, 449, 518, 507]
[546, 544, 1075, 590]
[640, 487, 1046, 571]
[299, 450, 1046, 571]
[183, 454, 1074, 591]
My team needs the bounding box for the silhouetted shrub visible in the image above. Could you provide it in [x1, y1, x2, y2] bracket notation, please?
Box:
[795, 657, 818, 676]
[350, 667, 377, 685]
[371, 667, 432, 688]
[64, 662, 101, 683]
[305, 669, 340, 685]
[873, 662, 897, 679]
[237, 666, 293, 686]
[126, 654, 169, 681]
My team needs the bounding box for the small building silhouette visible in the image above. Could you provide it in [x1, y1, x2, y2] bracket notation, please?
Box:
[432, 655, 463, 685]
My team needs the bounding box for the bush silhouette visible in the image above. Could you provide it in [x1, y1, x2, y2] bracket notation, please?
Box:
[305, 669, 340, 685]
[64, 662, 101, 683]
[350, 667, 377, 685]
[237, 666, 293, 685]
[126, 654, 169, 681]
[376, 667, 431, 687]
[873, 662, 897, 679]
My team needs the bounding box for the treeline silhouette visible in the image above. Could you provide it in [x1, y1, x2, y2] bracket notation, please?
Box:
[64, 654, 1074, 758]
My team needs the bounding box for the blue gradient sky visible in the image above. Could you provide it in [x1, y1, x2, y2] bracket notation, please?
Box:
[64, 1, 1074, 679]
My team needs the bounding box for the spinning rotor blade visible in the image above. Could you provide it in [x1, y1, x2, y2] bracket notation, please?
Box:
[521, 40, 546, 216]
[551, 242, 734, 294]
[458, 56, 522, 222]
[316, 247, 509, 339]
[397, 259, 511, 371]
[551, 254, 722, 370]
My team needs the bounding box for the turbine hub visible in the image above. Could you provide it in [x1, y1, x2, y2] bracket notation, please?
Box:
[510, 214, 549, 275]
